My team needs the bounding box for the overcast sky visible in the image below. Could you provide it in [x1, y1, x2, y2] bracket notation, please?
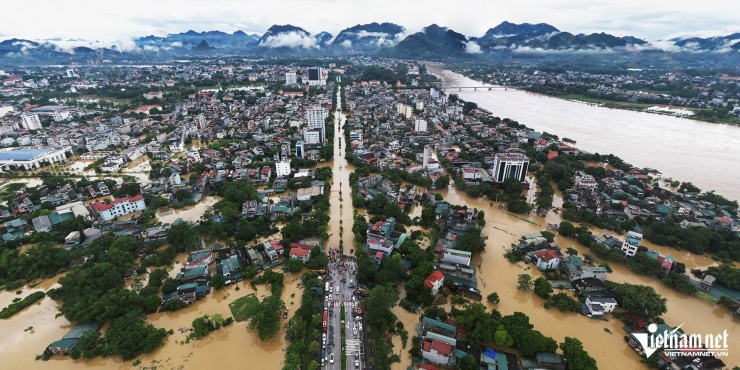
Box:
[4, 0, 739, 43]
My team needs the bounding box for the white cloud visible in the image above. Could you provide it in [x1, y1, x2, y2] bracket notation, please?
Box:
[143, 45, 160, 52]
[340, 40, 353, 48]
[259, 31, 319, 49]
[356, 31, 389, 38]
[509, 44, 619, 54]
[464, 41, 482, 54]
[170, 41, 183, 47]
[0, 0, 738, 44]
[11, 41, 37, 54]
[112, 38, 141, 52]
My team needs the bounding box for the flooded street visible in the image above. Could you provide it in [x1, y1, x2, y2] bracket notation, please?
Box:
[157, 195, 221, 224]
[325, 86, 357, 252]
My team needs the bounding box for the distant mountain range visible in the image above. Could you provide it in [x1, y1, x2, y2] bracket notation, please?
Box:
[0, 21, 738, 65]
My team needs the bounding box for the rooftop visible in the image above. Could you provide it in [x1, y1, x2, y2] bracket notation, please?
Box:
[0, 148, 56, 161]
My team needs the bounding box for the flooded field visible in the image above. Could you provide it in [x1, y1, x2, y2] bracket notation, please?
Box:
[2, 269, 302, 370]
[157, 196, 220, 224]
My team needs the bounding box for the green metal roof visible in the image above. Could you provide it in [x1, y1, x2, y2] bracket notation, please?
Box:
[422, 317, 456, 334]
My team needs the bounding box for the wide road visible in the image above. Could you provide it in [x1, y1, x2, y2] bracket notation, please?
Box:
[324, 257, 362, 370]
[323, 81, 364, 370]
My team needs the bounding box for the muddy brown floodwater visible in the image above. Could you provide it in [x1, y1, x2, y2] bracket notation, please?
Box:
[2, 270, 303, 370]
[433, 184, 740, 369]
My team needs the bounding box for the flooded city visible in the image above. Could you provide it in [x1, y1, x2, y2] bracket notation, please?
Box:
[1, 63, 738, 370]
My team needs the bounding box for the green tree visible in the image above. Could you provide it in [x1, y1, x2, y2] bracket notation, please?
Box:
[459, 354, 477, 370]
[503, 178, 524, 196]
[517, 274, 533, 291]
[534, 277, 553, 299]
[162, 278, 179, 294]
[559, 337, 598, 370]
[493, 325, 514, 346]
[286, 258, 304, 273]
[434, 175, 450, 189]
[308, 360, 319, 370]
[558, 221, 576, 238]
[365, 285, 399, 333]
[609, 282, 667, 321]
[249, 294, 285, 340]
[104, 311, 168, 361]
[507, 199, 531, 214]
[487, 292, 500, 304]
[211, 274, 226, 290]
[566, 247, 579, 256]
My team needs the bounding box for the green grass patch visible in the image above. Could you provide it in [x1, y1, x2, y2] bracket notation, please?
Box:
[228, 293, 260, 322]
[695, 291, 718, 304]
[0, 291, 45, 319]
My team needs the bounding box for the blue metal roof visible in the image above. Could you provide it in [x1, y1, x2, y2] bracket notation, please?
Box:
[0, 148, 55, 161]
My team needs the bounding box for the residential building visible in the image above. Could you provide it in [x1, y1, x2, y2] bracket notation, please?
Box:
[289, 247, 310, 263]
[585, 296, 617, 316]
[20, 113, 42, 130]
[414, 119, 427, 132]
[424, 270, 444, 294]
[196, 113, 207, 131]
[90, 194, 146, 221]
[421, 339, 453, 366]
[303, 128, 323, 145]
[574, 171, 598, 190]
[700, 275, 716, 292]
[534, 249, 560, 271]
[296, 185, 324, 201]
[276, 160, 291, 178]
[440, 248, 471, 267]
[490, 148, 530, 183]
[305, 106, 327, 143]
[621, 231, 643, 257]
[285, 71, 297, 85]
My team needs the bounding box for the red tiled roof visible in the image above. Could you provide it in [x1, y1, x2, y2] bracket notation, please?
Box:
[535, 250, 559, 262]
[424, 270, 444, 289]
[270, 240, 283, 251]
[430, 339, 452, 355]
[290, 248, 310, 257]
[90, 202, 113, 212]
[420, 365, 440, 370]
[422, 340, 432, 352]
[289, 242, 315, 251]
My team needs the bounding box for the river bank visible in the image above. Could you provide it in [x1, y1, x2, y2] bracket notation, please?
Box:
[426, 64, 740, 203]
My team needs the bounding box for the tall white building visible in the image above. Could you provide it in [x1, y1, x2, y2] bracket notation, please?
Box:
[20, 113, 42, 130]
[285, 72, 297, 85]
[621, 231, 643, 257]
[490, 148, 530, 183]
[196, 114, 208, 131]
[414, 119, 427, 132]
[305, 106, 328, 144]
[275, 160, 291, 178]
[303, 129, 322, 145]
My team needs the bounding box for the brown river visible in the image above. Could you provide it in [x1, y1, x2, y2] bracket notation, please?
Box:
[2, 78, 738, 370]
[427, 64, 740, 203]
